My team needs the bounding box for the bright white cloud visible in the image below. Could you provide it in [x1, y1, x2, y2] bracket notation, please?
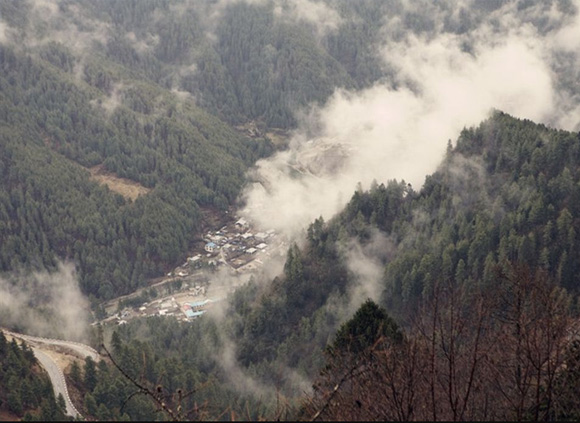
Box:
[0, 262, 90, 342]
[241, 0, 580, 239]
[274, 0, 343, 38]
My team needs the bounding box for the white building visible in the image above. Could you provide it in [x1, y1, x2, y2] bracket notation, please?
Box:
[236, 217, 249, 229]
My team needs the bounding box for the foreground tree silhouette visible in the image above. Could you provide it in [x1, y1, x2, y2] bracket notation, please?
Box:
[304, 262, 578, 421]
[102, 344, 208, 421]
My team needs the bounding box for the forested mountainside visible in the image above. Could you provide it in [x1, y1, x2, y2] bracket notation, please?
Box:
[0, 0, 415, 301]
[0, 332, 67, 421]
[24, 0, 387, 129]
[3, 0, 580, 421]
[229, 111, 580, 377]
[0, 42, 271, 300]
[74, 112, 580, 420]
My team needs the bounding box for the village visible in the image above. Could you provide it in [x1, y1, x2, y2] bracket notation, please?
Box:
[99, 216, 287, 326]
[175, 216, 284, 275]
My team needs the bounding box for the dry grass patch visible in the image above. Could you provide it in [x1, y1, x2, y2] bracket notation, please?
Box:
[89, 165, 150, 201]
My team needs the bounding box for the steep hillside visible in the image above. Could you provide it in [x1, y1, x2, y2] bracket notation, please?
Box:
[90, 112, 580, 420]
[2, 0, 580, 421]
[231, 110, 580, 359]
[0, 42, 271, 300]
[0, 0, 403, 301]
[0, 332, 67, 421]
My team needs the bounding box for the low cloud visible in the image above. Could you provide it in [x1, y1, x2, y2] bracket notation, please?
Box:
[0, 0, 112, 58]
[342, 229, 395, 317]
[192, 0, 342, 42]
[125, 31, 159, 54]
[91, 83, 125, 116]
[0, 262, 90, 342]
[273, 0, 343, 39]
[0, 21, 10, 44]
[240, 0, 580, 240]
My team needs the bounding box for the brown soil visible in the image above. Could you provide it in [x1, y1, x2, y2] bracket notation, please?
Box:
[265, 130, 289, 147]
[88, 165, 150, 201]
[63, 366, 88, 419]
[0, 409, 20, 421]
[43, 349, 78, 370]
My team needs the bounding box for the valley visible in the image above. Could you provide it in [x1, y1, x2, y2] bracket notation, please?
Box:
[2, 0, 580, 421]
[98, 212, 288, 324]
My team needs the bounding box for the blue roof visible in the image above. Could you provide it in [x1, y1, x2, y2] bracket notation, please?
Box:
[188, 299, 210, 308]
[206, 242, 217, 248]
[185, 309, 205, 318]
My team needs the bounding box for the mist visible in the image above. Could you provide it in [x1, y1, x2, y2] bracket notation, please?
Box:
[240, 0, 580, 240]
[341, 229, 396, 317]
[1, 0, 579, 407]
[0, 262, 91, 342]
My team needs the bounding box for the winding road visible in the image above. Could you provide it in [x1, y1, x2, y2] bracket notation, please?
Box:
[7, 332, 101, 362]
[32, 348, 81, 419]
[3, 329, 101, 419]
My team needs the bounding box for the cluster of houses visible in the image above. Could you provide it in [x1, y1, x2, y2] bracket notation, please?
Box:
[100, 216, 285, 327]
[135, 294, 221, 322]
[180, 298, 223, 320]
[199, 217, 279, 270]
[165, 216, 284, 281]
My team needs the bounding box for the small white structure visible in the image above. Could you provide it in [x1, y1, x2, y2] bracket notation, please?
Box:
[236, 217, 249, 229]
[246, 247, 257, 254]
[255, 232, 268, 241]
[256, 243, 267, 250]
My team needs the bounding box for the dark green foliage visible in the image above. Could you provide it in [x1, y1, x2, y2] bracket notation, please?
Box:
[25, 111, 580, 421]
[231, 111, 580, 416]
[237, 237, 348, 369]
[0, 0, 415, 302]
[0, 332, 67, 420]
[0, 39, 272, 299]
[83, 357, 97, 392]
[69, 360, 81, 388]
[334, 111, 580, 318]
[176, 1, 355, 128]
[70, 0, 389, 130]
[3, 1, 580, 420]
[331, 299, 403, 355]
